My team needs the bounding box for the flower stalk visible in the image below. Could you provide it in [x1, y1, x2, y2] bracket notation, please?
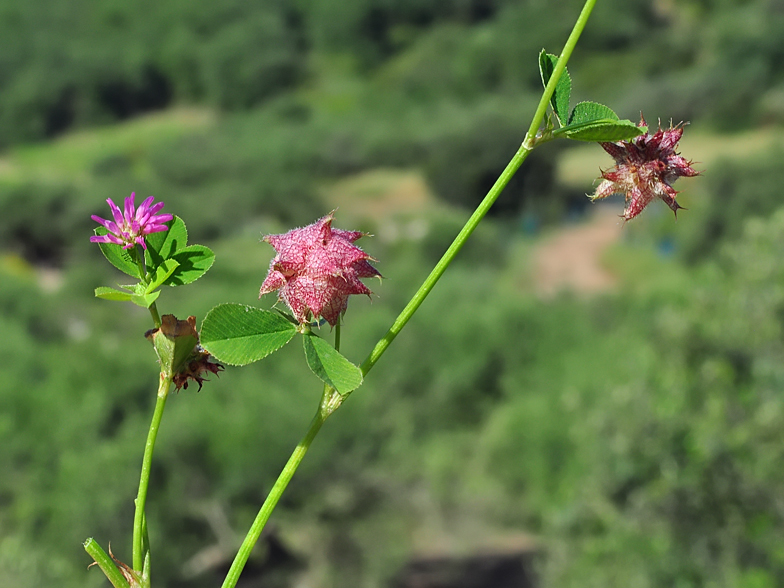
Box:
[132, 374, 172, 573]
[131, 245, 162, 328]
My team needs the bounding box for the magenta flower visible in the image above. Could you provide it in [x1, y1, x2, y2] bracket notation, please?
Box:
[590, 117, 699, 220]
[259, 212, 381, 326]
[90, 192, 173, 249]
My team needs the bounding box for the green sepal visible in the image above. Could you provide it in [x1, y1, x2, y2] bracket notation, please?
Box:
[146, 315, 200, 379]
[145, 258, 180, 294]
[302, 332, 363, 396]
[539, 50, 571, 126]
[273, 308, 299, 325]
[200, 303, 297, 366]
[95, 229, 140, 278]
[94, 286, 134, 301]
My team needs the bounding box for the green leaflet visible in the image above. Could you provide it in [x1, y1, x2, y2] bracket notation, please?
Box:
[538, 50, 572, 126]
[302, 332, 363, 396]
[200, 304, 297, 366]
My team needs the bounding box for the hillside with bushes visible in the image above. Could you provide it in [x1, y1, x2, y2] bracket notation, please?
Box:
[3, 1, 784, 587]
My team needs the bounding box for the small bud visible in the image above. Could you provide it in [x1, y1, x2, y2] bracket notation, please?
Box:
[590, 117, 700, 220]
[259, 212, 381, 326]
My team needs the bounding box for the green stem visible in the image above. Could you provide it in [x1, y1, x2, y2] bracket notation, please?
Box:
[220, 2, 598, 585]
[358, 145, 527, 377]
[132, 374, 171, 573]
[148, 303, 162, 329]
[132, 245, 162, 328]
[359, 0, 597, 380]
[84, 538, 132, 588]
[220, 387, 342, 588]
[133, 246, 148, 284]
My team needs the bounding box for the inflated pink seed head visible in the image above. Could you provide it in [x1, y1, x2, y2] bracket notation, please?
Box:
[259, 213, 381, 326]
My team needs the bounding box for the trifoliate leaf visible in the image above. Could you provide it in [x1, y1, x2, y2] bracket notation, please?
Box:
[145, 259, 180, 293]
[551, 102, 646, 142]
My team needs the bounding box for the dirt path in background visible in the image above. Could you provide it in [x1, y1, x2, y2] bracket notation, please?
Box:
[533, 206, 624, 297]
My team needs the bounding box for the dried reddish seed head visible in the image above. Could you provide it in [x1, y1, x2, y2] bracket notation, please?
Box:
[590, 117, 700, 221]
[259, 212, 381, 326]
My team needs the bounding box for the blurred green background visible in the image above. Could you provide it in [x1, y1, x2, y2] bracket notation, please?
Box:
[2, 0, 784, 586]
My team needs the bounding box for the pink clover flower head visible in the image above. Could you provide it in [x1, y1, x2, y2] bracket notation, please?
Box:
[90, 192, 173, 249]
[590, 117, 700, 221]
[259, 212, 381, 326]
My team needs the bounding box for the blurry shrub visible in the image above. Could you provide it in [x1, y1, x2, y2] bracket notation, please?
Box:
[0, 0, 306, 144]
[698, 3, 784, 129]
[375, 24, 506, 100]
[476, 209, 784, 587]
[197, 11, 304, 110]
[680, 150, 784, 263]
[421, 115, 572, 221]
[306, 0, 510, 68]
[0, 182, 87, 264]
[148, 114, 323, 231]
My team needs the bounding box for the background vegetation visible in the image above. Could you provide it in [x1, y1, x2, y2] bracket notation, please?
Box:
[2, 0, 784, 587]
